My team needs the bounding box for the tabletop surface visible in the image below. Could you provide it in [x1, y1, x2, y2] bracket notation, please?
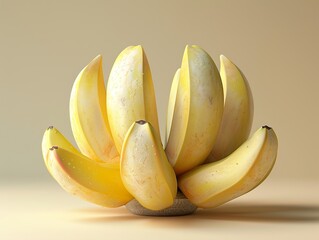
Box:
[1, 179, 318, 240]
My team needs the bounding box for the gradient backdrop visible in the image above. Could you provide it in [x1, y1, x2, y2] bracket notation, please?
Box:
[1, 0, 318, 183]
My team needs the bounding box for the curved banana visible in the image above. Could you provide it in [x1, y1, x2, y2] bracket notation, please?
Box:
[70, 55, 118, 163]
[42, 127, 133, 207]
[42, 126, 78, 175]
[206, 55, 254, 162]
[121, 120, 177, 211]
[165, 45, 224, 175]
[107, 46, 160, 153]
[165, 68, 180, 146]
[178, 126, 278, 208]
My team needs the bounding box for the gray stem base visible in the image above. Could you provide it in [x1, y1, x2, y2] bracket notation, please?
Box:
[125, 191, 197, 216]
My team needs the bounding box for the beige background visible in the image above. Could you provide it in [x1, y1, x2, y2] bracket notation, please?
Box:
[1, 0, 319, 183]
[1, 1, 319, 239]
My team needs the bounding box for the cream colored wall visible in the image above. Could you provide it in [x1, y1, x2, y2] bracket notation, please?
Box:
[1, 0, 318, 182]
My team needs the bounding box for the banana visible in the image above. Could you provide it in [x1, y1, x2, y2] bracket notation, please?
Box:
[178, 126, 278, 208]
[165, 45, 224, 175]
[42, 126, 78, 175]
[121, 120, 177, 211]
[42, 127, 133, 207]
[206, 55, 254, 162]
[43, 45, 278, 214]
[165, 68, 180, 146]
[70, 55, 118, 163]
[107, 46, 160, 153]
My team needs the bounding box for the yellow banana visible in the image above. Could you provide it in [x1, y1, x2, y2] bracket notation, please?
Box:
[121, 120, 177, 211]
[41, 127, 133, 207]
[42, 126, 78, 175]
[165, 68, 180, 146]
[43, 45, 278, 214]
[165, 45, 224, 175]
[178, 126, 278, 208]
[70, 55, 118, 163]
[206, 55, 254, 162]
[107, 46, 160, 153]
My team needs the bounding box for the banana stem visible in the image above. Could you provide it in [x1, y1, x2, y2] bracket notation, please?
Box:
[125, 191, 197, 216]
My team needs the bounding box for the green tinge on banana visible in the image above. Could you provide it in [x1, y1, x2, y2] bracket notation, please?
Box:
[42, 127, 133, 207]
[206, 55, 254, 162]
[121, 120, 177, 211]
[165, 45, 224, 175]
[178, 126, 278, 208]
[70, 55, 118, 163]
[165, 68, 180, 146]
[107, 46, 160, 153]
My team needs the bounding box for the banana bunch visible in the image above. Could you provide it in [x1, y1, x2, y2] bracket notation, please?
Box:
[42, 45, 278, 213]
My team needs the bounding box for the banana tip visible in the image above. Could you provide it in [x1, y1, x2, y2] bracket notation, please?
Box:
[185, 45, 200, 51]
[92, 55, 103, 65]
[262, 125, 272, 130]
[220, 54, 226, 61]
[134, 45, 143, 51]
[136, 120, 147, 125]
[49, 146, 58, 151]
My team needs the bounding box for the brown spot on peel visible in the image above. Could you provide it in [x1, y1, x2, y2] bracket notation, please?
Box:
[136, 120, 147, 125]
